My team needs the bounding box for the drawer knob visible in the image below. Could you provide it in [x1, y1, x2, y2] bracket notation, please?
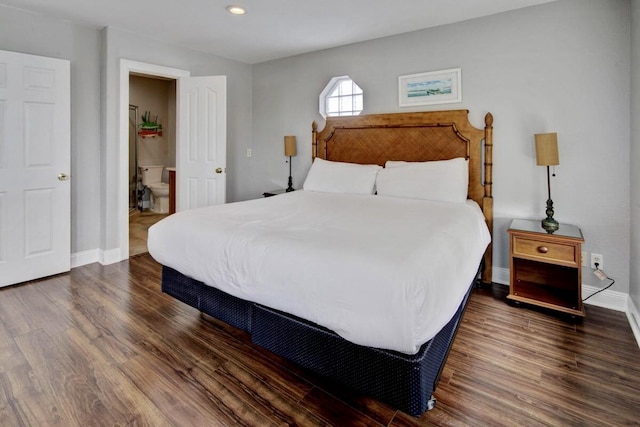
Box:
[537, 246, 549, 254]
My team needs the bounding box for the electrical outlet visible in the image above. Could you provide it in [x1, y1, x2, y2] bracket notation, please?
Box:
[246, 148, 252, 158]
[590, 253, 603, 270]
[581, 251, 587, 267]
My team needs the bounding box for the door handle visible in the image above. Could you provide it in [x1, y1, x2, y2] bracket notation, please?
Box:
[58, 173, 69, 181]
[215, 167, 223, 174]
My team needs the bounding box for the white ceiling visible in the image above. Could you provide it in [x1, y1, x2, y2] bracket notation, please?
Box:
[1, 0, 555, 64]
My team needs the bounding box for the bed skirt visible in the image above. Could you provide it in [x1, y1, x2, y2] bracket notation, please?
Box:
[161, 265, 472, 416]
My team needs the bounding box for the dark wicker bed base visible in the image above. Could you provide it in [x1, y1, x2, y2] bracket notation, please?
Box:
[161, 265, 472, 416]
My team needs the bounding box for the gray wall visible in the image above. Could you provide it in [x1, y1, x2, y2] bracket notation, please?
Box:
[252, 0, 632, 294]
[630, 0, 640, 309]
[0, 6, 102, 255]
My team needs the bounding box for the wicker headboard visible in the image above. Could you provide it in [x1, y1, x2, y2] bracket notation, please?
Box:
[312, 109, 493, 284]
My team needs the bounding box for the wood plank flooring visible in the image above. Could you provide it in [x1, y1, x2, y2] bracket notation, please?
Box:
[1, 253, 639, 426]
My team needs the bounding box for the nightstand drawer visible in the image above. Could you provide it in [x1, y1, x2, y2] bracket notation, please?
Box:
[512, 236, 578, 266]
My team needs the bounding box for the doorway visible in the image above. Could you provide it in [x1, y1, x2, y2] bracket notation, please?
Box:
[118, 60, 190, 259]
[118, 60, 227, 261]
[128, 75, 175, 256]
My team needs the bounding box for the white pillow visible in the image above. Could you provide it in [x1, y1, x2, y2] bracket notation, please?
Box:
[376, 158, 468, 203]
[303, 158, 382, 195]
[384, 160, 411, 168]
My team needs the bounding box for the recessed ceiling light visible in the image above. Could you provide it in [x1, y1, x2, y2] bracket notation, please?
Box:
[226, 5, 246, 15]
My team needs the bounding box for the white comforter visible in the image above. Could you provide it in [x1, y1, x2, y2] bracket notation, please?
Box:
[148, 191, 490, 354]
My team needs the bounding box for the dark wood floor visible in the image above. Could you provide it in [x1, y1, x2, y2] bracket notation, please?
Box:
[1, 254, 639, 426]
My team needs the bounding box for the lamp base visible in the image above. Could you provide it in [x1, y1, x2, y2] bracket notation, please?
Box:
[286, 175, 294, 192]
[541, 217, 559, 234]
[541, 198, 559, 233]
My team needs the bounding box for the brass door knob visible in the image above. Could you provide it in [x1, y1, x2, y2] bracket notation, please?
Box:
[215, 167, 223, 174]
[58, 173, 69, 181]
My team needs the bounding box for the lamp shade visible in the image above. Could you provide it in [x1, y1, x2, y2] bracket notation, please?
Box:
[535, 133, 559, 166]
[284, 135, 297, 157]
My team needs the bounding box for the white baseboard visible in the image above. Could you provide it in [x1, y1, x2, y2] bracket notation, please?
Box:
[99, 248, 123, 265]
[582, 284, 628, 312]
[70, 249, 99, 268]
[627, 297, 640, 349]
[71, 248, 124, 267]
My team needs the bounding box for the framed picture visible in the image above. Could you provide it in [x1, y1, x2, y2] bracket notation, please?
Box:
[398, 68, 462, 107]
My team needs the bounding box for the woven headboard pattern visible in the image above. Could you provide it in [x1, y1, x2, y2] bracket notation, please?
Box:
[322, 126, 467, 165]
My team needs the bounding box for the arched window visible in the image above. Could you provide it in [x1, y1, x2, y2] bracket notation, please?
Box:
[319, 76, 363, 118]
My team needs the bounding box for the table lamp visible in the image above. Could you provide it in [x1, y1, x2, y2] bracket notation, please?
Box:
[284, 135, 297, 192]
[535, 132, 559, 233]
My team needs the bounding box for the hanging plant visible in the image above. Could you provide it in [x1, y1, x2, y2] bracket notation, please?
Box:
[139, 111, 163, 137]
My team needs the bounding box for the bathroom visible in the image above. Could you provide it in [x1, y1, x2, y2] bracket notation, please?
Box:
[129, 74, 176, 255]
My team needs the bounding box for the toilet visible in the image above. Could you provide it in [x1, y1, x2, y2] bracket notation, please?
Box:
[140, 165, 170, 214]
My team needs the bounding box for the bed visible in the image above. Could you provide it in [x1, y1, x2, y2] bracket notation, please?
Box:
[148, 109, 494, 416]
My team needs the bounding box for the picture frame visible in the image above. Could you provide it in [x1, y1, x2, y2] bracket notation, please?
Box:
[398, 68, 462, 107]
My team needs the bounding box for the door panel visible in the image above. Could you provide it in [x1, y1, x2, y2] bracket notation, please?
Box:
[177, 76, 226, 211]
[24, 102, 54, 166]
[0, 50, 70, 287]
[24, 188, 54, 256]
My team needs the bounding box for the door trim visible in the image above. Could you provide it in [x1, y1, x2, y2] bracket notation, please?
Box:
[118, 60, 189, 262]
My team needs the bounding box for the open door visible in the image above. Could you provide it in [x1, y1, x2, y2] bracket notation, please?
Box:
[177, 76, 227, 211]
[0, 50, 71, 287]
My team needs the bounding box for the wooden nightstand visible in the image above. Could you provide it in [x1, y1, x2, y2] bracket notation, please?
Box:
[263, 189, 289, 197]
[507, 219, 585, 317]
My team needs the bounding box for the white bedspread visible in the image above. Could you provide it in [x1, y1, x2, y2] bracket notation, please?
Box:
[148, 191, 490, 354]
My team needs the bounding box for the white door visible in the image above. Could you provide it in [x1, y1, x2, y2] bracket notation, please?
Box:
[177, 76, 227, 211]
[0, 50, 71, 287]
